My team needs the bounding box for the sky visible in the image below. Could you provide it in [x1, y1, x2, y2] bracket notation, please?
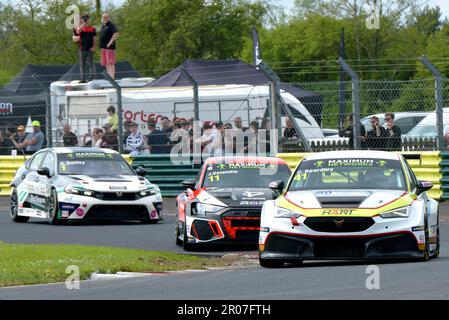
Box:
[106, 0, 449, 20]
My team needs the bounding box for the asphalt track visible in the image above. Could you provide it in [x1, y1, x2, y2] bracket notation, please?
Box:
[1, 197, 449, 299]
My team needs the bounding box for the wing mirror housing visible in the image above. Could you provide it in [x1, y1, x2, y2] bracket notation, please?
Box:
[269, 180, 285, 194]
[136, 166, 148, 177]
[182, 179, 196, 190]
[416, 180, 433, 195]
[37, 167, 51, 178]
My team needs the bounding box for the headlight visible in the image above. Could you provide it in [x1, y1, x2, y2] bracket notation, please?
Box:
[275, 207, 301, 219]
[379, 207, 410, 219]
[194, 203, 225, 216]
[139, 188, 157, 197]
[64, 187, 94, 197]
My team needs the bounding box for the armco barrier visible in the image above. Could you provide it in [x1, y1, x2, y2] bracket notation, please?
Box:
[0, 155, 30, 196]
[277, 152, 442, 201]
[439, 152, 449, 200]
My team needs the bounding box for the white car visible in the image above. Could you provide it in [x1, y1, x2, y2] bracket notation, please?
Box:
[10, 147, 163, 225]
[259, 150, 439, 267]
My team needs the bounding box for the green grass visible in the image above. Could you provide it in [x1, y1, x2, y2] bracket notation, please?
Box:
[0, 242, 232, 287]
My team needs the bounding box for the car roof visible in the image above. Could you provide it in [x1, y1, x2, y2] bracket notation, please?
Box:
[204, 156, 288, 165]
[302, 150, 401, 161]
[39, 147, 119, 154]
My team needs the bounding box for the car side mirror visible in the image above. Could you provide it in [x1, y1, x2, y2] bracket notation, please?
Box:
[182, 179, 196, 190]
[416, 180, 433, 195]
[37, 167, 51, 178]
[269, 180, 285, 194]
[136, 166, 147, 177]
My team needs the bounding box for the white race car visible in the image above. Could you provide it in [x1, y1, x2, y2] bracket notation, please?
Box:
[259, 150, 439, 267]
[10, 147, 163, 225]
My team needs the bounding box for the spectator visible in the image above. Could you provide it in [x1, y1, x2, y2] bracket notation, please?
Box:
[385, 112, 402, 151]
[196, 123, 215, 155]
[4, 127, 18, 154]
[0, 131, 9, 155]
[233, 116, 248, 153]
[366, 116, 387, 150]
[100, 13, 119, 79]
[107, 106, 118, 131]
[101, 123, 118, 150]
[223, 123, 235, 155]
[210, 121, 225, 156]
[62, 124, 78, 147]
[283, 118, 299, 140]
[8, 125, 27, 154]
[160, 117, 174, 150]
[73, 13, 96, 83]
[260, 118, 271, 154]
[123, 120, 132, 150]
[92, 128, 103, 148]
[339, 113, 367, 150]
[249, 120, 259, 133]
[147, 119, 169, 154]
[12, 121, 45, 155]
[233, 116, 247, 132]
[125, 122, 144, 156]
[83, 132, 92, 147]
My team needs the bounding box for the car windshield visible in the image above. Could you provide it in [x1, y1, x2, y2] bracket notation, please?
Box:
[58, 152, 134, 176]
[202, 162, 291, 188]
[289, 158, 406, 191]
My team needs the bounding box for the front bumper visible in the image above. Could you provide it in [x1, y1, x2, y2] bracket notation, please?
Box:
[57, 192, 163, 221]
[260, 231, 423, 260]
[185, 207, 262, 245]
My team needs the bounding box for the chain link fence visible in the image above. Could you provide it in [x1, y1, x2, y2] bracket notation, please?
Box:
[0, 58, 445, 156]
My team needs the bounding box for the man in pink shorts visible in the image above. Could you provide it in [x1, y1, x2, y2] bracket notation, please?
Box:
[100, 13, 119, 79]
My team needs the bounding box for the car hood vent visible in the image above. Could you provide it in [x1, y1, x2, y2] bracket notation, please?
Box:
[316, 196, 367, 208]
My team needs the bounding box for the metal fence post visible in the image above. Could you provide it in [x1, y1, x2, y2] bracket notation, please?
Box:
[180, 66, 200, 161]
[102, 71, 123, 153]
[181, 67, 199, 121]
[257, 61, 312, 153]
[421, 56, 445, 150]
[32, 74, 52, 148]
[337, 58, 361, 150]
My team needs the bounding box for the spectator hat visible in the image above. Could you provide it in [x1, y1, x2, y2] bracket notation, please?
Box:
[32, 120, 40, 127]
[215, 121, 223, 128]
[102, 123, 112, 129]
[129, 121, 138, 127]
[17, 125, 25, 131]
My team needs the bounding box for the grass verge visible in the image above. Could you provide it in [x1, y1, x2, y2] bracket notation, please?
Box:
[0, 242, 235, 287]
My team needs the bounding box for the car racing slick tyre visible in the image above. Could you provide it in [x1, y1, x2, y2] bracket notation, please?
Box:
[48, 189, 64, 225]
[10, 188, 29, 223]
[175, 218, 182, 246]
[182, 222, 196, 251]
[421, 218, 430, 262]
[259, 257, 285, 268]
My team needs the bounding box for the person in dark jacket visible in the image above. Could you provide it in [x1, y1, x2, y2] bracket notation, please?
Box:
[62, 124, 79, 147]
[366, 115, 388, 150]
[339, 113, 367, 149]
[384, 112, 402, 151]
[147, 119, 169, 154]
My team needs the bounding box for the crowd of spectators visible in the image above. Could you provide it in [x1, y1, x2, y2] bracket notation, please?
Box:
[339, 112, 402, 151]
[1, 108, 404, 157]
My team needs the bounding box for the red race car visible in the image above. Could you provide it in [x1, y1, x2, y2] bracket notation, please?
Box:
[175, 156, 291, 250]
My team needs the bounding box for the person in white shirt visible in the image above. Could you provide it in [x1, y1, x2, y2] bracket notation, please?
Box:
[125, 122, 144, 156]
